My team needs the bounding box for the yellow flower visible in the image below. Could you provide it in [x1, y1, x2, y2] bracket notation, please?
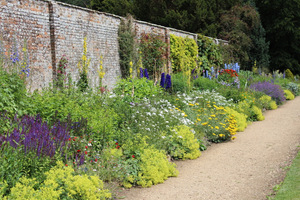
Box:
[208, 117, 212, 120]
[189, 103, 194, 106]
[210, 114, 216, 117]
[195, 103, 199, 106]
[184, 114, 188, 117]
[197, 118, 201, 122]
[201, 122, 208, 126]
[129, 61, 133, 67]
[231, 136, 236, 140]
[212, 133, 216, 136]
[215, 126, 219, 129]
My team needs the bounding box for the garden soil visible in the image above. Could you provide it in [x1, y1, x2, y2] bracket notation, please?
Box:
[117, 96, 300, 200]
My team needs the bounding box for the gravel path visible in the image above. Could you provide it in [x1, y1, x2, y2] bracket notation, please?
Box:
[118, 96, 300, 200]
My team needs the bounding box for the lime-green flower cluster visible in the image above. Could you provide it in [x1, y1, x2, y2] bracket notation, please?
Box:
[284, 89, 295, 100]
[3, 161, 111, 200]
[123, 146, 178, 188]
[258, 95, 278, 110]
[161, 125, 201, 160]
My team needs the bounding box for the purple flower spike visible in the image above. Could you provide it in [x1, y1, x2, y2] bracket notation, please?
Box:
[160, 73, 165, 88]
[144, 68, 149, 80]
[166, 74, 172, 89]
[139, 68, 144, 78]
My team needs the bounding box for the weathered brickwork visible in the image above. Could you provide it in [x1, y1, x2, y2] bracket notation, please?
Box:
[0, 0, 52, 90]
[0, 0, 201, 91]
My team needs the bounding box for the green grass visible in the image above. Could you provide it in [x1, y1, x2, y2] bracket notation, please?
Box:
[274, 149, 300, 200]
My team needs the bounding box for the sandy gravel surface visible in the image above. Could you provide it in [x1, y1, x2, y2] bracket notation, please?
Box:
[118, 96, 300, 200]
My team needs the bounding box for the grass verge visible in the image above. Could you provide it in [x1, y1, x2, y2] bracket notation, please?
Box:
[273, 149, 300, 200]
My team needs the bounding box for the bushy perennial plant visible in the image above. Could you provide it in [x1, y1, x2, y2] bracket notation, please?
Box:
[250, 81, 286, 104]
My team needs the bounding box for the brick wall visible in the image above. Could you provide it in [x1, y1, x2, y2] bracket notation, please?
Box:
[0, 0, 207, 91]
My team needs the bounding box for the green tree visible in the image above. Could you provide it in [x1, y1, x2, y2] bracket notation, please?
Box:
[89, 0, 133, 16]
[219, 3, 269, 70]
[255, 0, 300, 74]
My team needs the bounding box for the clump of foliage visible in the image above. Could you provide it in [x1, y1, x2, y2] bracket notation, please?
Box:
[225, 107, 248, 132]
[160, 125, 201, 160]
[118, 15, 137, 79]
[56, 55, 68, 89]
[193, 76, 220, 91]
[122, 135, 178, 188]
[284, 82, 299, 96]
[284, 89, 295, 100]
[139, 33, 167, 81]
[113, 77, 163, 102]
[171, 72, 191, 93]
[257, 95, 277, 110]
[197, 34, 223, 71]
[250, 81, 286, 104]
[4, 161, 111, 200]
[0, 70, 29, 117]
[285, 69, 294, 80]
[170, 34, 198, 87]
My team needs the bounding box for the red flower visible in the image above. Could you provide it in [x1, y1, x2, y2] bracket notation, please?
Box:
[68, 138, 71, 141]
[115, 142, 118, 145]
[85, 151, 88, 155]
[85, 146, 88, 149]
[95, 158, 98, 162]
[53, 137, 55, 140]
[116, 145, 120, 149]
[65, 164, 68, 166]
[77, 149, 81, 153]
[89, 141, 92, 143]
[132, 155, 135, 158]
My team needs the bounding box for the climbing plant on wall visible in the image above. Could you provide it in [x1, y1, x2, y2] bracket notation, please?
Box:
[118, 15, 137, 79]
[197, 34, 223, 71]
[170, 34, 198, 88]
[139, 33, 167, 83]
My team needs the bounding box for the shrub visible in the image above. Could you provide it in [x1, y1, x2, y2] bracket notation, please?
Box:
[160, 125, 201, 160]
[224, 107, 248, 132]
[258, 95, 277, 110]
[0, 70, 30, 117]
[193, 76, 220, 91]
[118, 15, 137, 79]
[122, 136, 178, 188]
[250, 81, 286, 104]
[285, 69, 294, 80]
[6, 161, 111, 200]
[113, 78, 162, 102]
[285, 82, 299, 96]
[139, 33, 167, 80]
[171, 73, 191, 93]
[250, 105, 265, 121]
[170, 34, 198, 73]
[284, 89, 295, 100]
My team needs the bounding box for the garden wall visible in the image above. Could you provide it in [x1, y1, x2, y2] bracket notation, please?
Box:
[0, 0, 224, 91]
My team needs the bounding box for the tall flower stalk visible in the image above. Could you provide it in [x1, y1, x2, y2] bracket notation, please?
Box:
[98, 55, 105, 87]
[77, 37, 90, 91]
